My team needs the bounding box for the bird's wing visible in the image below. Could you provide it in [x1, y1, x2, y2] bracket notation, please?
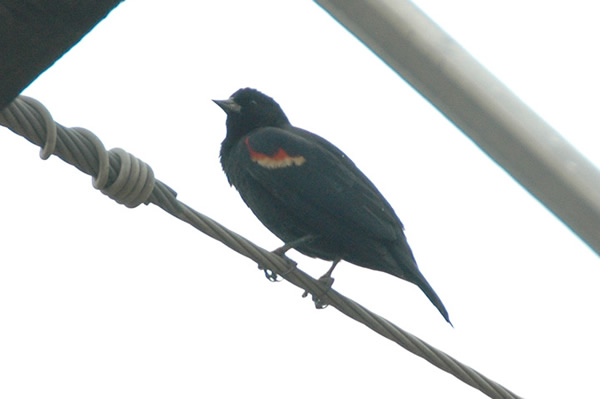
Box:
[232, 126, 402, 241]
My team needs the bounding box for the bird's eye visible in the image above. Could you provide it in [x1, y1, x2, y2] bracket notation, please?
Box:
[249, 100, 258, 107]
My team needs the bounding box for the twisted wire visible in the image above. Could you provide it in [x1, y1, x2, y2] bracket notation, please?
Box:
[0, 96, 523, 399]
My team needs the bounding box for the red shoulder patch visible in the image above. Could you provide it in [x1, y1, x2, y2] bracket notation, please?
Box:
[244, 137, 306, 169]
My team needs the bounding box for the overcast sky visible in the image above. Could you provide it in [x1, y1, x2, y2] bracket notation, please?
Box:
[1, 1, 599, 398]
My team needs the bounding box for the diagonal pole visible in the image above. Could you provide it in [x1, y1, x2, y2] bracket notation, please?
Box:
[315, 0, 600, 256]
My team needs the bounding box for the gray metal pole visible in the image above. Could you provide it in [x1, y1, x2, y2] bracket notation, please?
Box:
[315, 0, 600, 256]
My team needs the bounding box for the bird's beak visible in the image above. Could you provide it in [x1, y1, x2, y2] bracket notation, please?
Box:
[213, 98, 241, 114]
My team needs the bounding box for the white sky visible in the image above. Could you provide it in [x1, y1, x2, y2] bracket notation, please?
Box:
[1, 1, 599, 398]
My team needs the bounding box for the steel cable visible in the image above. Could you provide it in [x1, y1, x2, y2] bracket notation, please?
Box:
[1, 95, 523, 399]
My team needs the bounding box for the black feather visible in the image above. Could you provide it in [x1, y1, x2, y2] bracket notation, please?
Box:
[215, 88, 451, 324]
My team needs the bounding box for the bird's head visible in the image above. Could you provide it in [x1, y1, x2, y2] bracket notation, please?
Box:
[214, 88, 290, 140]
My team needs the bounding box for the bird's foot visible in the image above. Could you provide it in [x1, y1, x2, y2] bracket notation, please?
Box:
[261, 235, 316, 281]
[261, 267, 280, 282]
[302, 273, 335, 309]
[258, 248, 299, 282]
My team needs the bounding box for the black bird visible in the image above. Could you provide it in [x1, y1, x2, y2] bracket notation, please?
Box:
[214, 88, 451, 324]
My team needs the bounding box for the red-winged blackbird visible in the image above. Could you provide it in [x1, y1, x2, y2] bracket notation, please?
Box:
[214, 88, 451, 324]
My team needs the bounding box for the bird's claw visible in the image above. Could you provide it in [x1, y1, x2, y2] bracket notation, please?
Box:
[302, 274, 335, 309]
[258, 250, 298, 282]
[261, 266, 281, 282]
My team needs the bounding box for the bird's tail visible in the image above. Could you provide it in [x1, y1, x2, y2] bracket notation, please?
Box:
[412, 271, 452, 326]
[390, 244, 452, 326]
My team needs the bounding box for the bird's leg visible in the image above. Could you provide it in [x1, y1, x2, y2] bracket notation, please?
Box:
[319, 258, 340, 285]
[261, 235, 317, 281]
[272, 234, 317, 256]
[303, 258, 341, 309]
